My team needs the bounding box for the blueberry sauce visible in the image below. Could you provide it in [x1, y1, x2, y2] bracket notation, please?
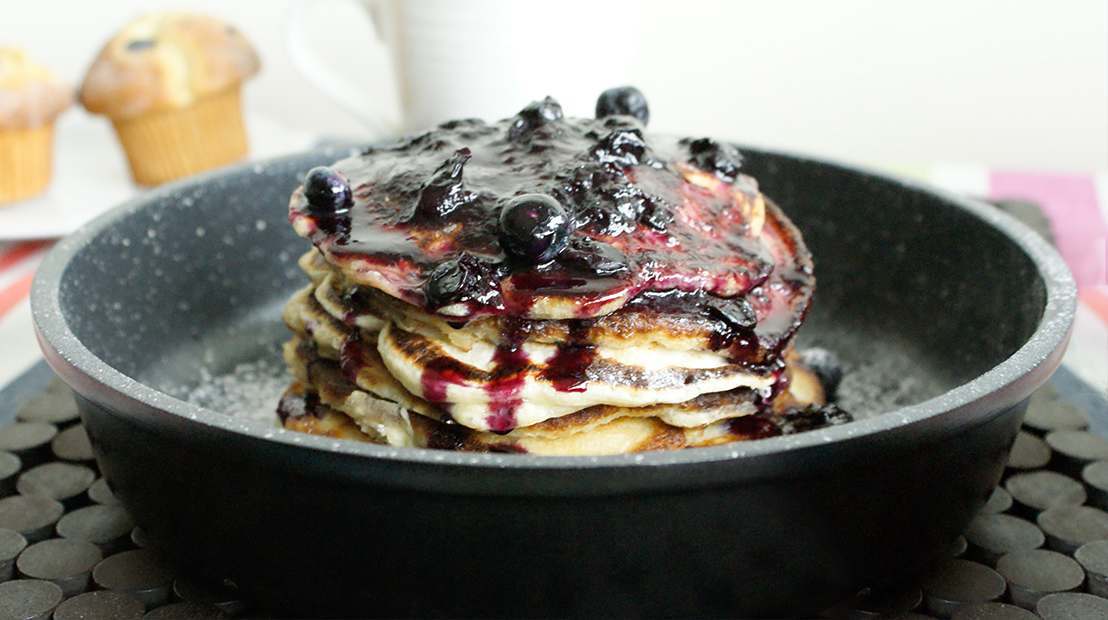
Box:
[286, 91, 831, 445]
[538, 321, 596, 392]
[726, 415, 779, 439]
[727, 403, 853, 439]
[414, 319, 599, 432]
[484, 320, 539, 432]
[288, 95, 814, 337]
[419, 358, 468, 405]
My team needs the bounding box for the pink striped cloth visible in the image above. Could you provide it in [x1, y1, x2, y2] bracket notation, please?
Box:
[0, 239, 50, 320]
[0, 167, 1105, 390]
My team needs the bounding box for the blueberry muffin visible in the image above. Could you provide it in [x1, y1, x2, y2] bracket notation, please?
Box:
[0, 47, 71, 204]
[79, 13, 260, 186]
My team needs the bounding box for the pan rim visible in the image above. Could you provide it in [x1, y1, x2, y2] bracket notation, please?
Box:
[30, 144, 1077, 470]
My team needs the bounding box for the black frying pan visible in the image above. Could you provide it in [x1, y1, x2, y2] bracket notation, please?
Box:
[31, 145, 1075, 617]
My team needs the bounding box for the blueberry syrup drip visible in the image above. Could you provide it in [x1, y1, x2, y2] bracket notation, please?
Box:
[419, 358, 467, 405]
[538, 321, 596, 392]
[483, 320, 531, 433]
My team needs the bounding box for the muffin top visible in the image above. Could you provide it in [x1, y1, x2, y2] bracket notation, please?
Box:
[0, 47, 72, 130]
[79, 12, 260, 120]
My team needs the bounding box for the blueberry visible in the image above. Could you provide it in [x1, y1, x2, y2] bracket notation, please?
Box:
[639, 195, 674, 231]
[499, 194, 571, 263]
[706, 297, 757, 330]
[684, 138, 743, 182]
[509, 97, 563, 141]
[799, 347, 844, 399]
[595, 86, 649, 125]
[303, 166, 352, 216]
[591, 128, 647, 167]
[302, 166, 352, 235]
[425, 253, 505, 309]
[125, 39, 156, 51]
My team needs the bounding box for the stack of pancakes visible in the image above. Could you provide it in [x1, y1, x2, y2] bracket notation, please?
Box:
[278, 97, 841, 455]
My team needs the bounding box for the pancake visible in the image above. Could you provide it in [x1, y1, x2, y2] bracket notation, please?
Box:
[277, 92, 848, 453]
[281, 338, 831, 456]
[284, 275, 779, 431]
[377, 322, 774, 431]
[302, 249, 795, 368]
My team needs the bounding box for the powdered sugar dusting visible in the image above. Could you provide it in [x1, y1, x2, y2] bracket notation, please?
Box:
[181, 359, 288, 426]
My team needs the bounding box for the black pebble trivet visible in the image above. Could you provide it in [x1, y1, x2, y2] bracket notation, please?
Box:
[949, 535, 968, 558]
[1022, 393, 1088, 435]
[1045, 430, 1108, 476]
[16, 381, 80, 427]
[16, 461, 95, 507]
[1035, 592, 1108, 619]
[950, 602, 1038, 619]
[0, 527, 27, 581]
[1005, 470, 1086, 512]
[0, 450, 20, 495]
[174, 577, 248, 616]
[0, 494, 64, 542]
[995, 549, 1084, 610]
[0, 423, 56, 466]
[3, 365, 1108, 618]
[921, 559, 1006, 617]
[51, 424, 94, 463]
[53, 590, 146, 620]
[93, 549, 175, 609]
[87, 477, 119, 506]
[1006, 432, 1051, 471]
[963, 514, 1043, 565]
[131, 525, 149, 548]
[0, 579, 63, 619]
[15, 537, 103, 597]
[57, 504, 135, 554]
[1082, 460, 1108, 510]
[1075, 540, 1108, 598]
[1036, 504, 1108, 554]
[143, 601, 229, 619]
[980, 488, 1012, 515]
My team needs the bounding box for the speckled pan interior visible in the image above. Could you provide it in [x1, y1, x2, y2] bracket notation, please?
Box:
[32, 145, 1076, 467]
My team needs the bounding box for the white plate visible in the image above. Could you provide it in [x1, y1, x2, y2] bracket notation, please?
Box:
[0, 111, 316, 240]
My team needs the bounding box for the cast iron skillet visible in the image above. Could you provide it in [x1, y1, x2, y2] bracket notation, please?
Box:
[32, 145, 1075, 617]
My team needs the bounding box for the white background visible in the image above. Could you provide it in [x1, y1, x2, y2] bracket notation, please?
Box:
[6, 0, 1108, 170]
